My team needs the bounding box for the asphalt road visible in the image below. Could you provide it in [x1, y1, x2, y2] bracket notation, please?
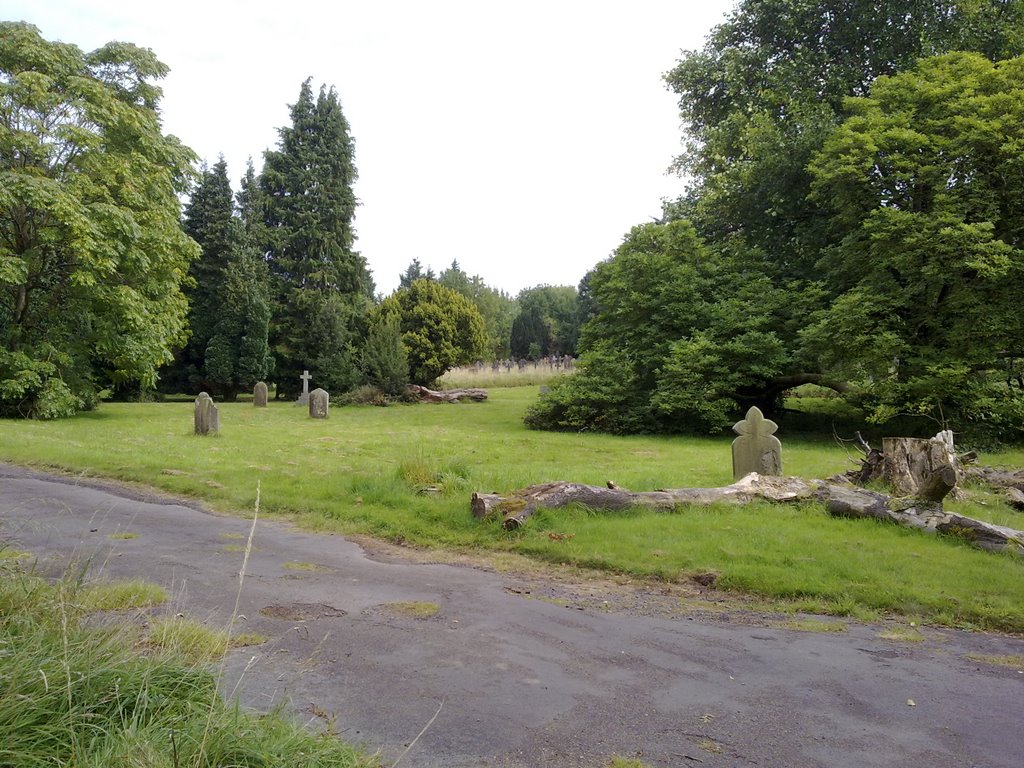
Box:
[1, 462, 1021, 767]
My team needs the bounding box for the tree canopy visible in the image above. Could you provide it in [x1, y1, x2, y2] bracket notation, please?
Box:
[375, 279, 487, 386]
[804, 52, 1024, 433]
[510, 285, 579, 359]
[530, 2, 1024, 442]
[261, 79, 372, 396]
[0, 22, 198, 417]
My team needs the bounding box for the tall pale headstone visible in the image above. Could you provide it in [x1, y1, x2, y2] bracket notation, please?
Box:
[253, 381, 268, 407]
[731, 406, 781, 479]
[309, 388, 329, 419]
[194, 392, 220, 435]
[296, 370, 312, 405]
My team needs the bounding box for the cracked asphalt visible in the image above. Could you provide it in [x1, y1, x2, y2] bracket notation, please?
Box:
[1, 462, 1022, 767]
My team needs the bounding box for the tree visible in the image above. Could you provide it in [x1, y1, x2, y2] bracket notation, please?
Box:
[261, 79, 373, 396]
[804, 52, 1024, 436]
[666, 0, 1024, 284]
[438, 260, 518, 358]
[0, 23, 199, 418]
[528, 2, 1024, 438]
[398, 258, 435, 288]
[374, 279, 487, 385]
[526, 220, 790, 433]
[160, 159, 271, 400]
[360, 312, 409, 395]
[510, 285, 580, 358]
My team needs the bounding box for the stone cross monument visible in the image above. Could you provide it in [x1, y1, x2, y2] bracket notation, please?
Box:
[297, 370, 312, 406]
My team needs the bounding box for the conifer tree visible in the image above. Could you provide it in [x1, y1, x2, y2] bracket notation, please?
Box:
[165, 159, 271, 399]
[261, 80, 373, 396]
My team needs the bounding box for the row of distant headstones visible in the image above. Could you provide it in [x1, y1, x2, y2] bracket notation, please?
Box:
[194, 376, 328, 435]
[198, 378, 782, 484]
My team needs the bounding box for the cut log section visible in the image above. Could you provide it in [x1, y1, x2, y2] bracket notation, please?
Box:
[407, 384, 488, 403]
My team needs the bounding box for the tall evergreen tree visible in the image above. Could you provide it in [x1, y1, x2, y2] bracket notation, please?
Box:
[163, 158, 271, 399]
[261, 80, 373, 397]
[399, 258, 435, 288]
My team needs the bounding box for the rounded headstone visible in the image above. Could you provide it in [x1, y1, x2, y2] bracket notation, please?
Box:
[253, 381, 268, 407]
[308, 388, 329, 419]
[194, 392, 220, 435]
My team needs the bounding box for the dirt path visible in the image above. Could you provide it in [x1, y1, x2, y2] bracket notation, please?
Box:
[2, 462, 1022, 767]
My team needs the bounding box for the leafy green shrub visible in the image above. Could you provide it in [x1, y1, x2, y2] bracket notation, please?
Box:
[360, 313, 409, 395]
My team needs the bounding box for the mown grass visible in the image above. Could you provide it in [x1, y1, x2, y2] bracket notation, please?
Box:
[0, 567, 377, 767]
[1, 388, 1023, 631]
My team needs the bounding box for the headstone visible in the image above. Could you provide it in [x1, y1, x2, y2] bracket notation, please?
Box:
[194, 392, 220, 435]
[731, 406, 781, 479]
[253, 381, 268, 407]
[297, 369, 312, 405]
[308, 388, 329, 419]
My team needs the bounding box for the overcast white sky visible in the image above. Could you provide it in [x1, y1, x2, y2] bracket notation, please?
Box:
[8, 1, 735, 295]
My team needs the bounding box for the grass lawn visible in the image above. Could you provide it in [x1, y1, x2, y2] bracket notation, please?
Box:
[1, 387, 1023, 632]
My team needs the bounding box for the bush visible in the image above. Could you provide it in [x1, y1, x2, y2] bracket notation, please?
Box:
[360, 314, 409, 395]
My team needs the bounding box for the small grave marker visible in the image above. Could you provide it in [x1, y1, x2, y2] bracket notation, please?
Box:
[731, 406, 781, 479]
[309, 388, 329, 419]
[253, 381, 268, 407]
[194, 392, 220, 435]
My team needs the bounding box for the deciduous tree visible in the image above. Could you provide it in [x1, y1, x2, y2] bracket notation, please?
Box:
[0, 23, 199, 417]
[805, 52, 1024, 436]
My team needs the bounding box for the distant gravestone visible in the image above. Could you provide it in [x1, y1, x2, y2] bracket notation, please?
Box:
[253, 381, 268, 407]
[296, 369, 312, 405]
[309, 388, 329, 419]
[731, 406, 782, 479]
[194, 392, 220, 435]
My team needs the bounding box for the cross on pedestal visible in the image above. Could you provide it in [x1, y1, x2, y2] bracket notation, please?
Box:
[297, 369, 312, 405]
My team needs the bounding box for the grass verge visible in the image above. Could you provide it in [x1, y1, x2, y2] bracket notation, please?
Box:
[0, 565, 377, 767]
[1, 388, 1022, 631]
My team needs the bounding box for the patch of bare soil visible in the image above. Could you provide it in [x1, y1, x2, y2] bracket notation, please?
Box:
[259, 602, 346, 621]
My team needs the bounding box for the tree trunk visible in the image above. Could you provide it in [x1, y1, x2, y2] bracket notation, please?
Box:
[471, 474, 1024, 553]
[472, 474, 818, 529]
[407, 384, 488, 403]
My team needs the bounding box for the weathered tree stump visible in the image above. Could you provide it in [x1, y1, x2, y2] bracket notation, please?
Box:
[407, 384, 488, 403]
[881, 431, 961, 501]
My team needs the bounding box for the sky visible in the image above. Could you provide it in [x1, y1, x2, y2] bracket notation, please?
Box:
[7, 0, 736, 296]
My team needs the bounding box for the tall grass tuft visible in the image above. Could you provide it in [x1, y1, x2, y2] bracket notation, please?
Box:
[0, 566, 377, 767]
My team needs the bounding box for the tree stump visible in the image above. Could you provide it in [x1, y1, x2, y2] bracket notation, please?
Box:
[881, 430, 960, 502]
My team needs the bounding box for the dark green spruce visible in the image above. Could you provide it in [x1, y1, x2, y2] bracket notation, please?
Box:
[261, 79, 373, 397]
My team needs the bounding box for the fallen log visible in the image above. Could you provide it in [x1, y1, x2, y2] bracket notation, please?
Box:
[471, 474, 818, 529]
[820, 483, 1024, 552]
[964, 464, 1024, 493]
[407, 384, 488, 403]
[471, 473, 1024, 553]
